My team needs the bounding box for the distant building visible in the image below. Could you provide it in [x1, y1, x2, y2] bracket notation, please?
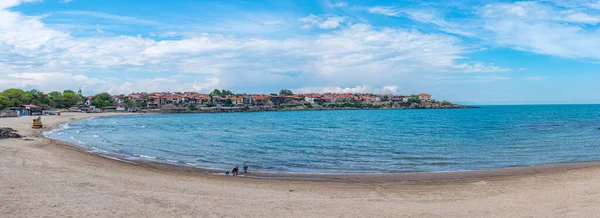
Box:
[391, 95, 405, 103]
[21, 104, 43, 116]
[418, 93, 432, 102]
[269, 96, 285, 105]
[85, 96, 93, 106]
[113, 96, 123, 104]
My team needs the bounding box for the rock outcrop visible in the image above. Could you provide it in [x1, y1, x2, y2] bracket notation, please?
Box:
[0, 127, 21, 139]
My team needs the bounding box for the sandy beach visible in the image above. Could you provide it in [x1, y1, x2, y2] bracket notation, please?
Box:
[2, 113, 600, 217]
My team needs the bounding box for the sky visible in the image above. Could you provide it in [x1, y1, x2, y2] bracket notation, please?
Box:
[1, 0, 600, 104]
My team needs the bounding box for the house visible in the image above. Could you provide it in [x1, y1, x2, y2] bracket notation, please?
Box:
[242, 95, 254, 105]
[195, 94, 210, 105]
[20, 104, 43, 116]
[230, 97, 243, 105]
[418, 93, 432, 102]
[147, 96, 162, 109]
[5, 107, 26, 116]
[391, 95, 405, 103]
[113, 95, 123, 104]
[269, 96, 285, 105]
[250, 95, 270, 105]
[212, 96, 224, 104]
[305, 97, 315, 104]
[127, 94, 146, 104]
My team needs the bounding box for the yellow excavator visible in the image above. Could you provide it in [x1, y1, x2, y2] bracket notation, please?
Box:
[32, 116, 43, 129]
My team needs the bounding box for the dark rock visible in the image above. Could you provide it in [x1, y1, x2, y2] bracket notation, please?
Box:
[0, 127, 21, 139]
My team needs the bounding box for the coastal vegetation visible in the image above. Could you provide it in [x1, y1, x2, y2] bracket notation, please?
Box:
[0, 88, 84, 109]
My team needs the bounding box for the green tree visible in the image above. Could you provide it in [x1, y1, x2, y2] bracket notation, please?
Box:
[92, 92, 114, 108]
[0, 94, 11, 109]
[382, 95, 389, 101]
[224, 98, 233, 105]
[210, 89, 222, 97]
[46, 91, 64, 108]
[63, 90, 80, 107]
[27, 89, 46, 106]
[1, 88, 30, 107]
[407, 96, 421, 104]
[135, 101, 146, 108]
[279, 89, 293, 96]
[123, 98, 135, 108]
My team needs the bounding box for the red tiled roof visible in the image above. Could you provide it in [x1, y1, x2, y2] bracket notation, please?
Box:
[20, 104, 39, 108]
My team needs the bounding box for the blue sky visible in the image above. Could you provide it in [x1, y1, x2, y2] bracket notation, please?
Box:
[1, 0, 600, 104]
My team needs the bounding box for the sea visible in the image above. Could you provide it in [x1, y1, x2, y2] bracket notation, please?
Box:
[44, 105, 600, 174]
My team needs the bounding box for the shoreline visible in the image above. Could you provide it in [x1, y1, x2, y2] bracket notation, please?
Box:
[39, 112, 600, 182]
[5, 112, 600, 217]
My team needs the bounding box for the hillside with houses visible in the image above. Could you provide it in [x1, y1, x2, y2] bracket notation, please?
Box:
[0, 88, 471, 116]
[93, 89, 470, 113]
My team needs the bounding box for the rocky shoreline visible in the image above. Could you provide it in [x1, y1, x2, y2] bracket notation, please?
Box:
[0, 127, 22, 139]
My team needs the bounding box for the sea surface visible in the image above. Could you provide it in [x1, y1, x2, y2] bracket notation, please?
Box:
[45, 105, 600, 174]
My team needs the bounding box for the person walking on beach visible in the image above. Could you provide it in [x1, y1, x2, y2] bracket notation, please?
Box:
[243, 163, 248, 176]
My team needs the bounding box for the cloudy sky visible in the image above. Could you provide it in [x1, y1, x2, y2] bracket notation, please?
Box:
[1, 0, 600, 104]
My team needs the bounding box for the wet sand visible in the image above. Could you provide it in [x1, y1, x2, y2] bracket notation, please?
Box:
[2, 112, 600, 217]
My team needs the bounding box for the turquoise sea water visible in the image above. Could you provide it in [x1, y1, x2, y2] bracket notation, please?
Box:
[45, 105, 600, 173]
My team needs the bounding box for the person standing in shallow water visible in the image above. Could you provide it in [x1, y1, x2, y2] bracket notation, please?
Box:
[243, 163, 248, 176]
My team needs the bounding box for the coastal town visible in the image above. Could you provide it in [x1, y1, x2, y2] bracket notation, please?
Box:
[0, 88, 470, 117]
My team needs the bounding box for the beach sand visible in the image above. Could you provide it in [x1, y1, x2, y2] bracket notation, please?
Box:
[2, 112, 600, 217]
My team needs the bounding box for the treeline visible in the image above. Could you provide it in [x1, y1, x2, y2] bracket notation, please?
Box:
[0, 88, 133, 110]
[0, 88, 84, 110]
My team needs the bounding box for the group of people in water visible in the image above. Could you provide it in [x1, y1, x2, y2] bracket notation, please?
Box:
[225, 162, 248, 176]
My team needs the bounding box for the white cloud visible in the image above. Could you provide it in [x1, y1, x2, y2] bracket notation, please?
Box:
[59, 0, 73, 3]
[333, 2, 347, 8]
[382, 85, 399, 93]
[0, 1, 506, 94]
[299, 14, 347, 29]
[54, 11, 160, 26]
[477, 1, 600, 60]
[296, 85, 372, 94]
[192, 77, 221, 93]
[402, 10, 474, 36]
[2, 72, 221, 95]
[319, 17, 347, 29]
[297, 85, 406, 94]
[451, 62, 509, 73]
[324, 85, 371, 93]
[263, 19, 286, 26]
[0, 0, 39, 10]
[479, 2, 600, 24]
[561, 11, 600, 24]
[368, 6, 401, 16]
[368, 7, 473, 36]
